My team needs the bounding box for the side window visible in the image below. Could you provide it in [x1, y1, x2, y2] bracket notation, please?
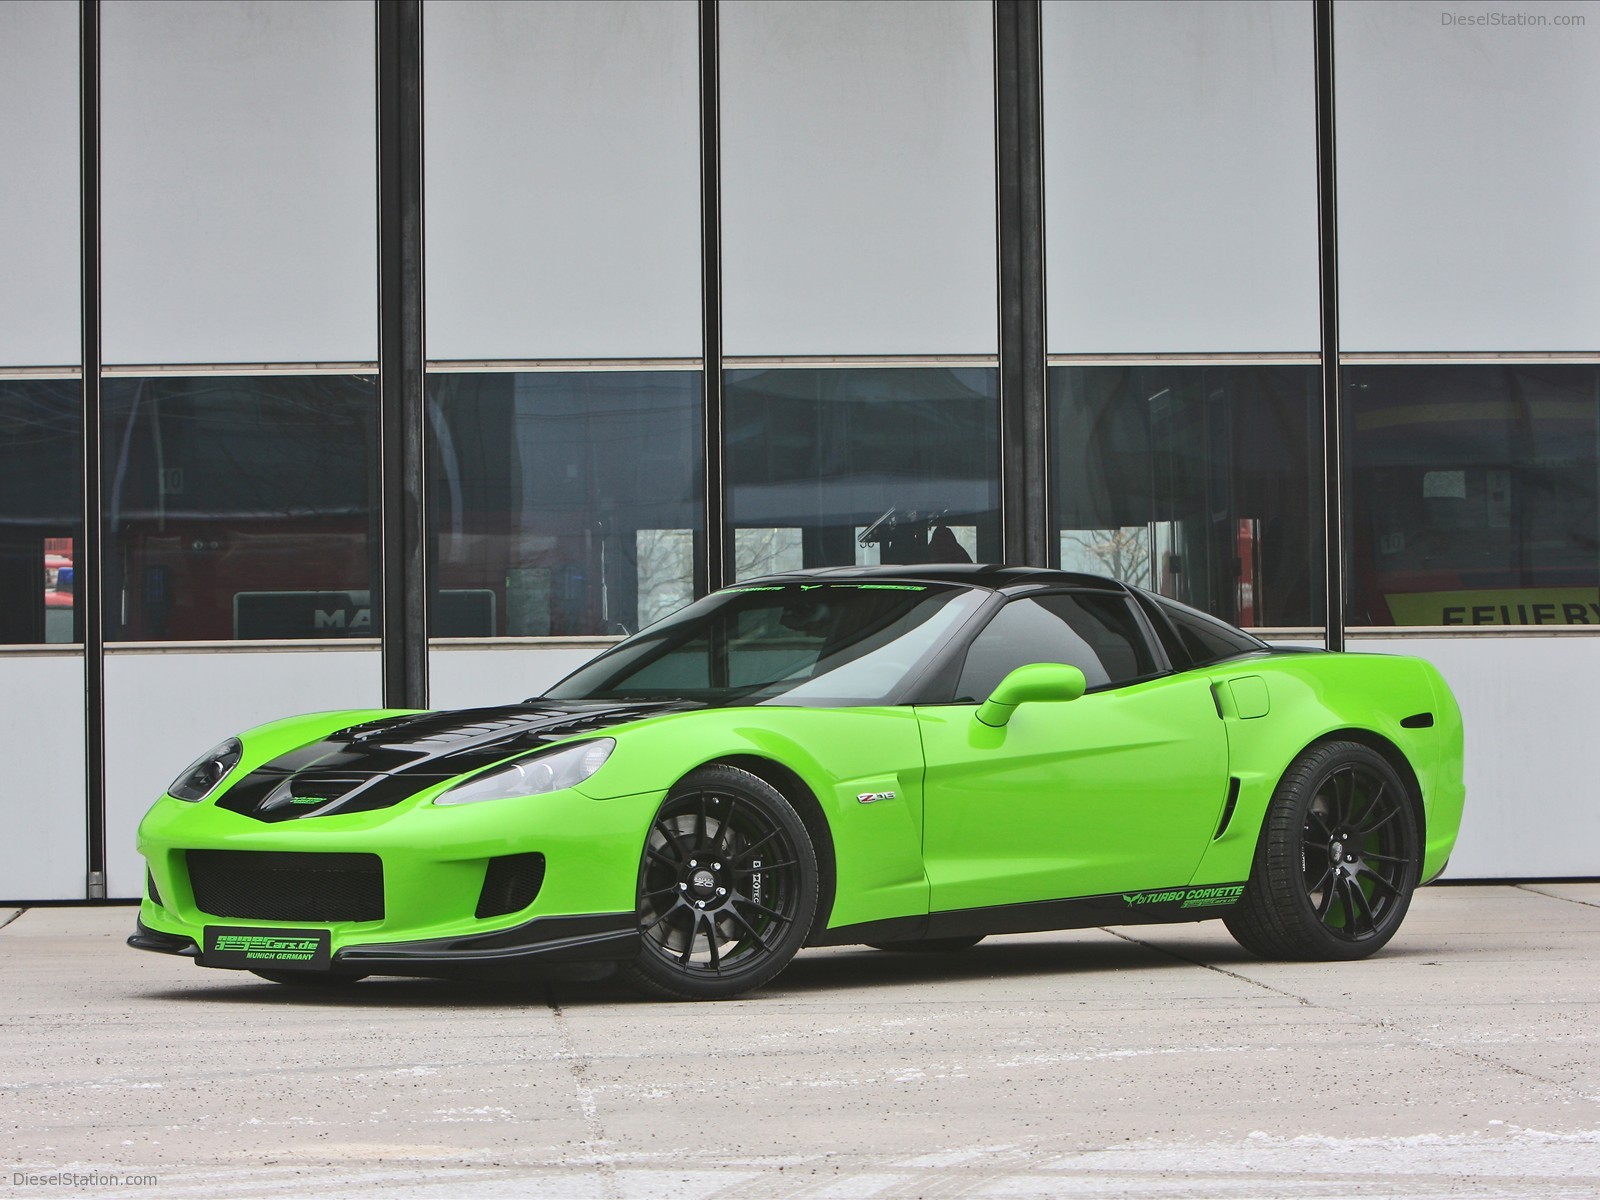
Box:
[954, 593, 1157, 701]
[1151, 594, 1265, 666]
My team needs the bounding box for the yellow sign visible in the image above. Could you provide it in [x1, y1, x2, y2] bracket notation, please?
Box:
[1385, 588, 1600, 627]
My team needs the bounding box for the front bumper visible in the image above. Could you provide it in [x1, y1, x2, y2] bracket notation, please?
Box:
[134, 781, 663, 977]
[128, 911, 639, 975]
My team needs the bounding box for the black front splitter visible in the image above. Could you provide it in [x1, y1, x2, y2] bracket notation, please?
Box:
[129, 912, 640, 978]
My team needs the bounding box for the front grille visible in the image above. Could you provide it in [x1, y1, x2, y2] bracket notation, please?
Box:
[476, 853, 546, 919]
[186, 850, 384, 923]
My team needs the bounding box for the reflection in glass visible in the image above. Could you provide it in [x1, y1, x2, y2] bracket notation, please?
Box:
[0, 380, 82, 644]
[101, 375, 377, 641]
[1050, 365, 1323, 629]
[428, 371, 703, 637]
[725, 367, 1000, 578]
[1346, 366, 1600, 627]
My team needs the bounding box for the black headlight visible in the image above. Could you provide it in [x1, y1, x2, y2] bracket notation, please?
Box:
[168, 737, 243, 802]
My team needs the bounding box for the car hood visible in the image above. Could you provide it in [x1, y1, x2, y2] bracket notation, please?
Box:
[215, 700, 699, 823]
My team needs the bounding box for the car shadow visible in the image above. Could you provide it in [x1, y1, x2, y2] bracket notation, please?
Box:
[131, 929, 1272, 1009]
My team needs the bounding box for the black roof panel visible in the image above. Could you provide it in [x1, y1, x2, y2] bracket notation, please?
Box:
[737, 563, 1129, 593]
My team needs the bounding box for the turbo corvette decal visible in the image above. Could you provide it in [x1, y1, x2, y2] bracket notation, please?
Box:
[1122, 884, 1246, 910]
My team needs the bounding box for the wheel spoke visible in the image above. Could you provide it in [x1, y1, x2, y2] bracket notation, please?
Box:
[696, 795, 709, 849]
[716, 796, 740, 856]
[725, 906, 771, 951]
[1355, 806, 1401, 837]
[678, 909, 701, 965]
[645, 845, 682, 869]
[1362, 849, 1411, 866]
[643, 884, 681, 899]
[704, 916, 722, 971]
[1345, 874, 1376, 935]
[1349, 780, 1385, 831]
[640, 899, 684, 934]
[655, 818, 691, 864]
[730, 828, 781, 865]
[730, 858, 797, 875]
[1315, 873, 1339, 920]
[1305, 809, 1333, 839]
[733, 893, 792, 925]
[1356, 864, 1402, 897]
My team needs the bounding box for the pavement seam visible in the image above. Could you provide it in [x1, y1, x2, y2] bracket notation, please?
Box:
[1102, 925, 1591, 1105]
[1098, 926, 1314, 1005]
[1515, 883, 1600, 910]
[546, 986, 623, 1200]
[0, 908, 25, 931]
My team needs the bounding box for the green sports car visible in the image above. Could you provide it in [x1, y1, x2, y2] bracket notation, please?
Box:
[130, 566, 1465, 1000]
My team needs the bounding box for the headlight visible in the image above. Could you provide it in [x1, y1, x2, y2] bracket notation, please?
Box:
[168, 737, 243, 802]
[434, 739, 615, 806]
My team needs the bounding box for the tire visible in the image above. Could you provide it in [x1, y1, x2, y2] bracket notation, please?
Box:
[867, 936, 985, 953]
[249, 970, 367, 987]
[624, 765, 819, 1001]
[1226, 740, 1420, 961]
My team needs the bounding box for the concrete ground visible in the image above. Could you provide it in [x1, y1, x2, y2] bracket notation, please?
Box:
[3, 885, 1600, 1199]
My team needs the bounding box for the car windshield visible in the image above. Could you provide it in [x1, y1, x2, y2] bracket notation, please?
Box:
[544, 581, 986, 706]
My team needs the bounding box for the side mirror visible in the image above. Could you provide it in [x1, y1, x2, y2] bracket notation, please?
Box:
[975, 662, 1087, 728]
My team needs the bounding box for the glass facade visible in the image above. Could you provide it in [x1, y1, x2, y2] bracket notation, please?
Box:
[1346, 365, 1600, 627]
[100, 375, 378, 641]
[428, 371, 703, 638]
[1050, 365, 1324, 629]
[0, 379, 82, 645]
[726, 367, 1000, 579]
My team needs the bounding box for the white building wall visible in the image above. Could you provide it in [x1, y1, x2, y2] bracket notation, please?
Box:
[1335, 0, 1600, 351]
[0, 1, 80, 368]
[100, 0, 376, 365]
[1041, 0, 1319, 354]
[1348, 635, 1600, 879]
[424, 0, 702, 361]
[103, 647, 382, 898]
[428, 642, 610, 711]
[0, 656, 87, 900]
[719, 0, 997, 356]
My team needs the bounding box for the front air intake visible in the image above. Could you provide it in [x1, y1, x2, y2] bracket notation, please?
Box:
[186, 850, 384, 923]
[476, 853, 546, 919]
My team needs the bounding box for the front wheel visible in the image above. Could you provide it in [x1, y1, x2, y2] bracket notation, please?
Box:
[1226, 741, 1420, 961]
[624, 765, 818, 1001]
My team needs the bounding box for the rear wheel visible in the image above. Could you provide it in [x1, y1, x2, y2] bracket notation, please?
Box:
[625, 765, 818, 1001]
[867, 936, 985, 953]
[1226, 741, 1420, 961]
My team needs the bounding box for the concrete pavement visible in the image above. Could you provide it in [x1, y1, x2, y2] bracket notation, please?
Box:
[4, 884, 1600, 1198]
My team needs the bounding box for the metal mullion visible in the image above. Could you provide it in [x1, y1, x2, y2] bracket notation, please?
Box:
[80, 0, 106, 899]
[994, 0, 1049, 567]
[376, 0, 428, 708]
[1314, 0, 1344, 651]
[699, 0, 726, 594]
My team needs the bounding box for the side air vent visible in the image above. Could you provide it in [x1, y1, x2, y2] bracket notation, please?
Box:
[476, 853, 546, 919]
[146, 870, 163, 908]
[1401, 712, 1435, 729]
[1214, 777, 1242, 840]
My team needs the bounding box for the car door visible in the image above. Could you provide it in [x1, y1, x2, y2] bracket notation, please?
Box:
[916, 590, 1230, 914]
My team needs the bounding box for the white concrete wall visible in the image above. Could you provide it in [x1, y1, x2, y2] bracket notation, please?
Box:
[101, 1, 376, 364]
[103, 647, 382, 898]
[1348, 634, 1600, 879]
[424, 0, 701, 361]
[428, 642, 609, 711]
[1042, 0, 1319, 353]
[0, 1, 80, 368]
[719, 0, 997, 355]
[0, 655, 86, 899]
[1335, 0, 1600, 351]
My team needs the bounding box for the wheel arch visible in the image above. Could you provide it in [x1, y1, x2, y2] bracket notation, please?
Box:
[702, 754, 838, 944]
[1295, 728, 1427, 847]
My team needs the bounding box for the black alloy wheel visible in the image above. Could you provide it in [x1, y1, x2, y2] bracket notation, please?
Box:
[1226, 740, 1420, 961]
[625, 764, 818, 1000]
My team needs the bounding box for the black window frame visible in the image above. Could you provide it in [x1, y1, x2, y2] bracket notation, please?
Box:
[932, 585, 1175, 705]
[1132, 587, 1268, 671]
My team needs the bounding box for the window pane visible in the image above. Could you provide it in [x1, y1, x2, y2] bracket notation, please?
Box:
[0, 379, 82, 644]
[1346, 365, 1600, 627]
[726, 366, 1000, 577]
[102, 375, 378, 641]
[955, 593, 1153, 700]
[429, 371, 703, 637]
[1050, 365, 1323, 628]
